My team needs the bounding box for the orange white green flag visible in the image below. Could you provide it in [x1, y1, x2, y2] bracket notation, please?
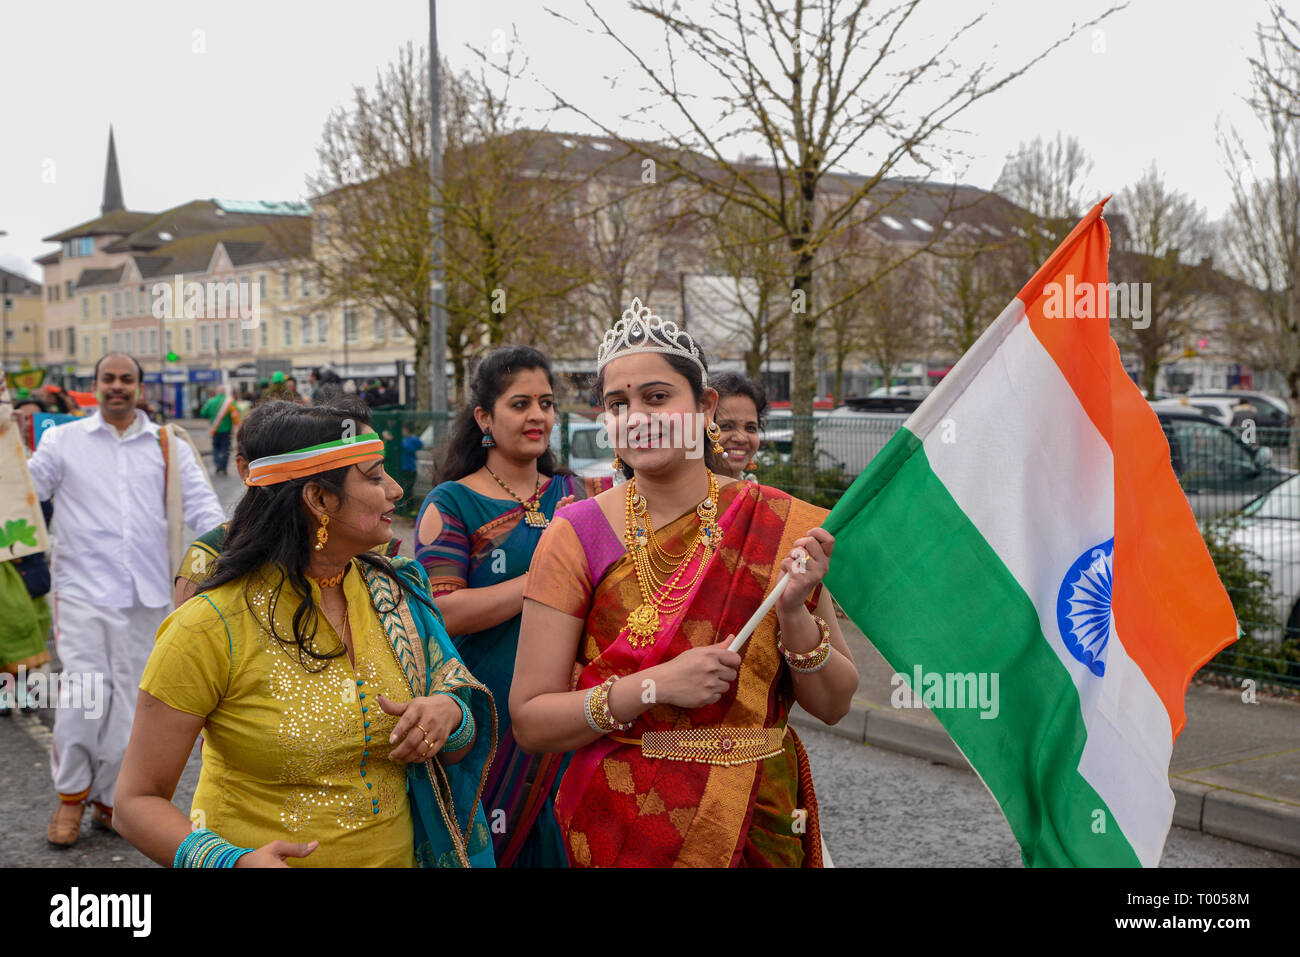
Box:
[822, 200, 1238, 866]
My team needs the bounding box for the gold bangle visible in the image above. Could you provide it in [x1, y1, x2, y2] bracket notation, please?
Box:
[585, 675, 632, 733]
[778, 614, 832, 673]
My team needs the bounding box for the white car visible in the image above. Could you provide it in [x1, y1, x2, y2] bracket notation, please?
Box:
[1228, 473, 1300, 642]
[868, 384, 932, 399]
[1150, 396, 1237, 428]
[804, 406, 907, 478]
[411, 417, 614, 504]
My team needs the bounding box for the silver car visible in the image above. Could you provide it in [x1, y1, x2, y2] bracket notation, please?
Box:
[1156, 409, 1292, 520]
[1228, 473, 1300, 642]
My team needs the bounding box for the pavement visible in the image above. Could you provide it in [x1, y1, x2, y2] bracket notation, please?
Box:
[178, 418, 1300, 861]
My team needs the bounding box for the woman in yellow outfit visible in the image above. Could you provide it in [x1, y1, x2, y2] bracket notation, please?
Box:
[114, 405, 496, 867]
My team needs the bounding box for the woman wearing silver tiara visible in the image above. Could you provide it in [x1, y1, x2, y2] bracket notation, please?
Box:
[511, 299, 859, 867]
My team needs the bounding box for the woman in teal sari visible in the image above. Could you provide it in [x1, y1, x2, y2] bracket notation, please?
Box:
[116, 404, 495, 867]
[417, 346, 609, 867]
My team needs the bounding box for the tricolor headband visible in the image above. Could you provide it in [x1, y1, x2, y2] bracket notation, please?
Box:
[245, 437, 385, 487]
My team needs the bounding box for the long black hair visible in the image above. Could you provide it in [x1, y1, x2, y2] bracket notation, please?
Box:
[595, 345, 725, 480]
[200, 403, 431, 671]
[435, 345, 568, 484]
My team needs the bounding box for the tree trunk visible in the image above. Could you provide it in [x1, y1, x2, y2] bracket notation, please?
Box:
[1141, 356, 1159, 400]
[790, 245, 817, 476]
[452, 351, 468, 406]
[414, 322, 431, 412]
[745, 307, 765, 378]
[1288, 368, 1300, 470]
[833, 349, 845, 407]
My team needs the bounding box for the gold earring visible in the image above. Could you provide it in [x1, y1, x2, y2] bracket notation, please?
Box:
[611, 452, 623, 472]
[706, 420, 724, 455]
[314, 514, 330, 551]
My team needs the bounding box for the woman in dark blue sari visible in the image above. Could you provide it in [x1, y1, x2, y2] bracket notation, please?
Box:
[416, 346, 609, 867]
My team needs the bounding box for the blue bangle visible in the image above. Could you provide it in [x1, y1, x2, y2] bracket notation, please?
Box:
[437, 692, 474, 752]
[174, 828, 254, 868]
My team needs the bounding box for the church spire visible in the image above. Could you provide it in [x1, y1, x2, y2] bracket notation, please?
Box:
[101, 126, 124, 215]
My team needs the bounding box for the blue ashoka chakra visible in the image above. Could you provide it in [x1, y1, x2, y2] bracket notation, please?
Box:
[1055, 538, 1114, 677]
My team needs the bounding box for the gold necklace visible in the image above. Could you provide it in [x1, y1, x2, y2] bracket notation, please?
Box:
[622, 471, 721, 647]
[486, 465, 547, 528]
[314, 565, 348, 589]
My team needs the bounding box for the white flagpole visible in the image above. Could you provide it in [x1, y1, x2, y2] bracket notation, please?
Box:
[727, 571, 791, 653]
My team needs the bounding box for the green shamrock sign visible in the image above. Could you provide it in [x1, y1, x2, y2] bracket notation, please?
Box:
[0, 518, 39, 555]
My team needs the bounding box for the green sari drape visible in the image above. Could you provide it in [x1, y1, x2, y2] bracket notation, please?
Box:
[361, 557, 497, 868]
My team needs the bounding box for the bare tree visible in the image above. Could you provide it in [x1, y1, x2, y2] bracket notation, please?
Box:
[994, 132, 1096, 272]
[1109, 163, 1212, 398]
[544, 0, 1119, 473]
[578, 174, 694, 348]
[698, 195, 791, 377]
[308, 43, 593, 407]
[927, 231, 1019, 358]
[858, 256, 931, 395]
[1221, 2, 1300, 437]
[308, 43, 437, 408]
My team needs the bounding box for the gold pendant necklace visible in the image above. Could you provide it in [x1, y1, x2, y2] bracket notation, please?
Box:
[623, 471, 720, 648]
[486, 465, 547, 528]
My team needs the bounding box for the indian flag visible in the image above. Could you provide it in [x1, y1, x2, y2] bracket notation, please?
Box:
[823, 200, 1237, 867]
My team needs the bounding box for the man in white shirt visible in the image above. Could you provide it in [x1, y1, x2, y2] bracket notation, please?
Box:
[26, 353, 225, 847]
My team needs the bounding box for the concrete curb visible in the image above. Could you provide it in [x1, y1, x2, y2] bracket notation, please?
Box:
[790, 702, 1300, 860]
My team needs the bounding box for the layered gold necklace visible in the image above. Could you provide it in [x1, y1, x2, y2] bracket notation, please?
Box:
[486, 465, 548, 528]
[623, 471, 721, 647]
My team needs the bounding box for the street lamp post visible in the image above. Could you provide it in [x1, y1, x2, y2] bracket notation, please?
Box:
[0, 229, 9, 376]
[428, 0, 448, 416]
[343, 307, 351, 382]
[1, 276, 9, 375]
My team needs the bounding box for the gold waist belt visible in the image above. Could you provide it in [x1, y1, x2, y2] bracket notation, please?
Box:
[610, 726, 788, 767]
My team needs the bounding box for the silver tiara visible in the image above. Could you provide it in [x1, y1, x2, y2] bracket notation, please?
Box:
[596, 298, 706, 388]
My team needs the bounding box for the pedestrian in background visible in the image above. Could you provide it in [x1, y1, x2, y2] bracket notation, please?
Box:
[709, 371, 768, 482]
[415, 345, 611, 867]
[199, 384, 240, 476]
[25, 353, 225, 847]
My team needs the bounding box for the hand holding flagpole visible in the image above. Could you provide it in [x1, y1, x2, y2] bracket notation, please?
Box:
[727, 550, 809, 652]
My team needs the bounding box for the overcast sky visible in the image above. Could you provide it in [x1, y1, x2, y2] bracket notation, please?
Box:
[0, 0, 1276, 281]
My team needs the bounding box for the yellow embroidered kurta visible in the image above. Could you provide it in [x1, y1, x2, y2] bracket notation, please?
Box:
[140, 561, 416, 867]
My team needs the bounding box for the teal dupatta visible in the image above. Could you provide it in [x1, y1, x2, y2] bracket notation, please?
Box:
[361, 557, 497, 868]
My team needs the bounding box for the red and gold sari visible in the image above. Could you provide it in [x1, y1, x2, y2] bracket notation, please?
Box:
[523, 480, 828, 867]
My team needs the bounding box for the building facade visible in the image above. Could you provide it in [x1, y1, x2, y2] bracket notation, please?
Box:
[39, 130, 421, 414]
[1, 266, 44, 375]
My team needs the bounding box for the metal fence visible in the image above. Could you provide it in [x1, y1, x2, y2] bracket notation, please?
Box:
[372, 408, 1299, 693]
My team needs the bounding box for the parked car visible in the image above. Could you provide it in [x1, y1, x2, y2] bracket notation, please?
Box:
[867, 384, 932, 399]
[1188, 389, 1292, 450]
[756, 417, 846, 473]
[1154, 407, 1292, 520]
[842, 393, 925, 414]
[1228, 473, 1300, 642]
[809, 406, 907, 478]
[411, 416, 613, 506]
[1150, 396, 1237, 428]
